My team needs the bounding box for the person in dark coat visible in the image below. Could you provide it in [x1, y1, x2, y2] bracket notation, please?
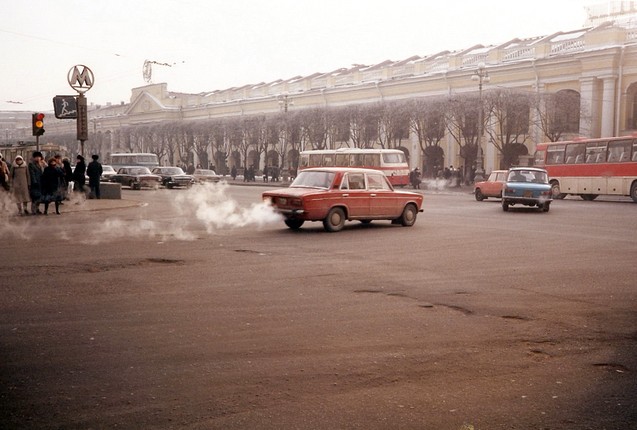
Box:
[73, 155, 86, 193]
[62, 158, 73, 199]
[41, 158, 64, 215]
[86, 154, 103, 199]
[28, 151, 44, 214]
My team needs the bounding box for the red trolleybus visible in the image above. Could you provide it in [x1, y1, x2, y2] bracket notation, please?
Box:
[298, 148, 410, 187]
[533, 137, 637, 202]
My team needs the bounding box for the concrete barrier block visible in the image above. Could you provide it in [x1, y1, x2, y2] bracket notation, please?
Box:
[91, 182, 121, 199]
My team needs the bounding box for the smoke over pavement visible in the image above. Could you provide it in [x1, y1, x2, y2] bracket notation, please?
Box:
[1, 182, 283, 243]
[86, 182, 282, 243]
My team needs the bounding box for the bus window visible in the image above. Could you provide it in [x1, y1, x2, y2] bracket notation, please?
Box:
[364, 153, 380, 167]
[533, 150, 546, 166]
[585, 141, 607, 164]
[382, 152, 405, 164]
[564, 143, 585, 164]
[633, 140, 637, 161]
[335, 154, 349, 167]
[546, 145, 565, 165]
[309, 154, 322, 166]
[352, 154, 364, 166]
[299, 154, 309, 167]
[323, 154, 335, 167]
[607, 139, 632, 163]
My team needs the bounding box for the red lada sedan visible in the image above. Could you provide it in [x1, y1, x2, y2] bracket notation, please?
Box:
[474, 170, 507, 201]
[262, 167, 424, 232]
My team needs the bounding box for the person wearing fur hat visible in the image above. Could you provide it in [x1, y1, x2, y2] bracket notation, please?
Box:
[41, 158, 64, 215]
[10, 155, 31, 215]
[73, 155, 86, 193]
[28, 151, 44, 214]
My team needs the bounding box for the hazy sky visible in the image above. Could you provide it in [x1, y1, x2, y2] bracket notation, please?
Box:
[3, 0, 593, 112]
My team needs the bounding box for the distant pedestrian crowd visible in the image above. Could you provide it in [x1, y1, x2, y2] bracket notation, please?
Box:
[0, 151, 102, 216]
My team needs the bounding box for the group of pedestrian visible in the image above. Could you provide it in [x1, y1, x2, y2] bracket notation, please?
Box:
[262, 166, 280, 183]
[1, 151, 103, 216]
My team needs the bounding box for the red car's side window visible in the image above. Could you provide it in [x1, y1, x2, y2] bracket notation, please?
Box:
[368, 174, 391, 190]
[347, 174, 366, 190]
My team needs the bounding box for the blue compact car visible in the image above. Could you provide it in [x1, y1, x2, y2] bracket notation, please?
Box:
[502, 167, 553, 212]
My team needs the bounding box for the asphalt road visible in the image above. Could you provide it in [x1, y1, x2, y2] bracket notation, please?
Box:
[1, 186, 636, 429]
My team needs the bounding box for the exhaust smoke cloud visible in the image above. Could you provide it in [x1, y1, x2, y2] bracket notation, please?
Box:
[0, 182, 282, 243]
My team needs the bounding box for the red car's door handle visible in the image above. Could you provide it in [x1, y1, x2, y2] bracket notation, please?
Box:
[370, 193, 377, 197]
[342, 193, 349, 197]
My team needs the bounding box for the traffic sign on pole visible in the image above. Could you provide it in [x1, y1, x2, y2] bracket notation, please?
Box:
[53, 95, 78, 119]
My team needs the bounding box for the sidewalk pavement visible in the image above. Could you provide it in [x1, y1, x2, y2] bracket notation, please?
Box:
[57, 197, 142, 213]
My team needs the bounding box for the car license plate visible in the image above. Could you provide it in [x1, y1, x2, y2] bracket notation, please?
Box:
[524, 190, 533, 198]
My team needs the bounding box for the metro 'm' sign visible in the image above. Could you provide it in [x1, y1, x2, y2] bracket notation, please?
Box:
[67, 65, 94, 93]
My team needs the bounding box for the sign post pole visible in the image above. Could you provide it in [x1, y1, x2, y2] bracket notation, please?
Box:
[77, 93, 88, 156]
[66, 65, 94, 158]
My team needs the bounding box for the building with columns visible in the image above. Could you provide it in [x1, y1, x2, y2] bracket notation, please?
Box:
[3, 6, 637, 176]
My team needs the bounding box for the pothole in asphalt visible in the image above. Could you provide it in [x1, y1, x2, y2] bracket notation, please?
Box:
[501, 315, 532, 321]
[234, 249, 267, 255]
[434, 303, 474, 315]
[593, 362, 629, 373]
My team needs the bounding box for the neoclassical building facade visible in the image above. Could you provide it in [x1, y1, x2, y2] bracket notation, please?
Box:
[4, 19, 637, 175]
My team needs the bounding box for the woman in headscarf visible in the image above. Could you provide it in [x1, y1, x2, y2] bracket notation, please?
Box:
[10, 155, 31, 215]
[41, 158, 64, 215]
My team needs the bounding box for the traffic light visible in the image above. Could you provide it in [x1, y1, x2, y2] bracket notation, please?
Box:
[32, 113, 45, 136]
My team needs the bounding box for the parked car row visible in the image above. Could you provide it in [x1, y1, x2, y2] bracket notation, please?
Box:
[108, 166, 221, 190]
[109, 167, 162, 190]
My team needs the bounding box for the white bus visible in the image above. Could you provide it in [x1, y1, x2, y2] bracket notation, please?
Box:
[110, 153, 160, 171]
[298, 148, 410, 187]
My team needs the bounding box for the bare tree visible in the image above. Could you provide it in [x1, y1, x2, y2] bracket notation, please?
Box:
[534, 89, 581, 142]
[209, 120, 227, 174]
[484, 88, 531, 169]
[409, 97, 446, 177]
[228, 117, 252, 170]
[153, 122, 173, 165]
[326, 106, 350, 148]
[298, 107, 329, 150]
[445, 94, 482, 177]
[348, 104, 379, 148]
[264, 116, 281, 167]
[191, 121, 212, 169]
[249, 115, 269, 172]
[377, 101, 410, 149]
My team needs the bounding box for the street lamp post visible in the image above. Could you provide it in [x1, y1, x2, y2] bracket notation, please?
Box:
[471, 62, 490, 183]
[277, 94, 293, 180]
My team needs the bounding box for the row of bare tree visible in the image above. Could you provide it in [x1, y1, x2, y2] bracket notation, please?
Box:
[46, 89, 581, 176]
